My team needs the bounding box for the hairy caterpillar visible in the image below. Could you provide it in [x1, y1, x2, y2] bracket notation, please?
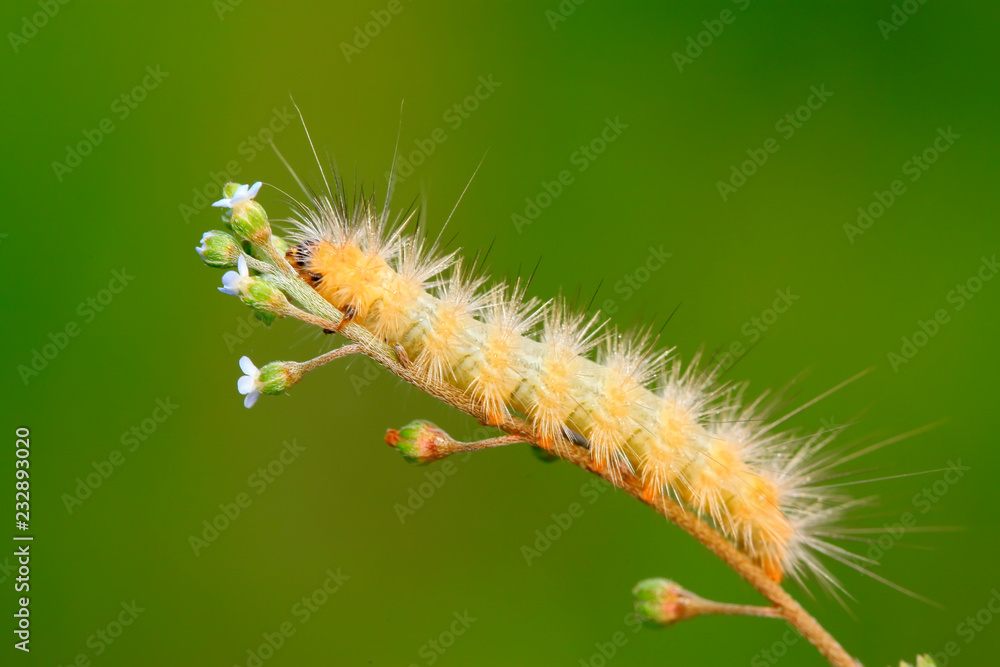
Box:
[271, 157, 863, 591]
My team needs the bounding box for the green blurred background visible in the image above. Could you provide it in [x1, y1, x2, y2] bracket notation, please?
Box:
[2, 1, 998, 665]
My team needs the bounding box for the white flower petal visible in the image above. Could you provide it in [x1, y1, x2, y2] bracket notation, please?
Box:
[247, 181, 262, 198]
[211, 197, 232, 208]
[244, 391, 260, 409]
[234, 183, 250, 199]
[237, 255, 248, 277]
[219, 270, 241, 295]
[196, 245, 206, 257]
[239, 356, 258, 375]
[237, 376, 256, 395]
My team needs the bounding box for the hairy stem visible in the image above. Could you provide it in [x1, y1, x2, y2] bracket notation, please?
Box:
[298, 344, 362, 372]
[250, 251, 859, 667]
[452, 434, 526, 452]
[696, 601, 783, 619]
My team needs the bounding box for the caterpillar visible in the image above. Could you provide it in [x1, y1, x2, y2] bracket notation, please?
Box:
[271, 161, 862, 591]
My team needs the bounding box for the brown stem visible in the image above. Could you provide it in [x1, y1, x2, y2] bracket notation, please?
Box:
[455, 434, 526, 452]
[700, 601, 783, 619]
[297, 344, 362, 372]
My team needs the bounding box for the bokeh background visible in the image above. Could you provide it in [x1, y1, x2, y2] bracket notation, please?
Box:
[2, 1, 999, 665]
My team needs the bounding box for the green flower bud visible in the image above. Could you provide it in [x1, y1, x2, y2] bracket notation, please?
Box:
[632, 579, 693, 627]
[238, 356, 303, 409]
[212, 181, 271, 245]
[384, 420, 453, 464]
[196, 230, 241, 268]
[219, 257, 289, 314]
[229, 199, 272, 245]
[242, 278, 290, 313]
[257, 361, 304, 395]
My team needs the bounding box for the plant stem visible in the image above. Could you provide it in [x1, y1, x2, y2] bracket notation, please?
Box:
[456, 434, 526, 451]
[698, 601, 782, 619]
[298, 344, 361, 372]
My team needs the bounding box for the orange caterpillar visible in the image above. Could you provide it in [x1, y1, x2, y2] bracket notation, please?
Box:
[280, 189, 854, 587]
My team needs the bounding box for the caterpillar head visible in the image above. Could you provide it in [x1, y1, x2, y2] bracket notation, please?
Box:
[286, 238, 396, 325]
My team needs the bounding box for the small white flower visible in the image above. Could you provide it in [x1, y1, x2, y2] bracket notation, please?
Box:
[195, 231, 214, 259]
[237, 356, 262, 409]
[212, 181, 262, 210]
[219, 255, 250, 295]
